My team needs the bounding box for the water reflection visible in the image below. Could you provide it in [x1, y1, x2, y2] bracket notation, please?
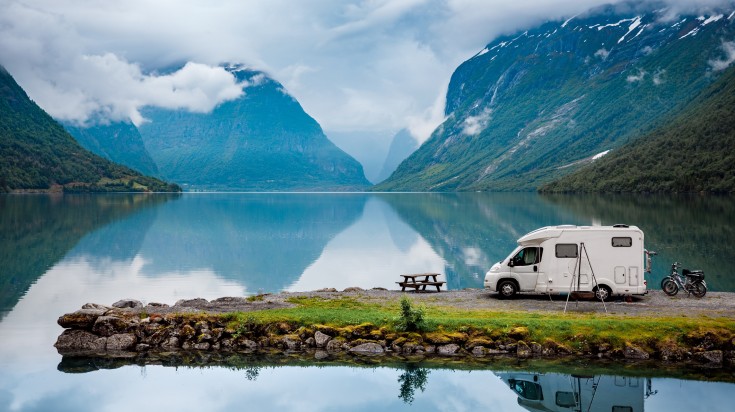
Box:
[0, 194, 176, 316]
[48, 352, 735, 411]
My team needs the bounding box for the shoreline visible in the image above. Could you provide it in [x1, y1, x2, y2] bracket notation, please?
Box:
[53, 289, 735, 369]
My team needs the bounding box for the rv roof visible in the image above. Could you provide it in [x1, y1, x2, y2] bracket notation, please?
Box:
[517, 225, 641, 244]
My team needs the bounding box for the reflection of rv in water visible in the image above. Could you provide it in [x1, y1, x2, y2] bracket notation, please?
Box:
[496, 372, 646, 412]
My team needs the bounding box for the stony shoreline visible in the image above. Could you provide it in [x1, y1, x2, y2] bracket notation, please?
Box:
[54, 289, 735, 368]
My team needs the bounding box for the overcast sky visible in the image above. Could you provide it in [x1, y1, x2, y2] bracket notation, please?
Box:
[0, 0, 731, 142]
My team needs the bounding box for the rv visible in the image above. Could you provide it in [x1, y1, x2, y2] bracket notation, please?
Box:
[495, 371, 646, 412]
[484, 225, 648, 300]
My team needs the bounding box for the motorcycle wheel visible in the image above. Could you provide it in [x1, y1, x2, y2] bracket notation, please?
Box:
[692, 281, 707, 298]
[660, 276, 672, 289]
[662, 279, 679, 296]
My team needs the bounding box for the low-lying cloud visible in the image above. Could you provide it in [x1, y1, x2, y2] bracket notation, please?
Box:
[709, 40, 735, 71]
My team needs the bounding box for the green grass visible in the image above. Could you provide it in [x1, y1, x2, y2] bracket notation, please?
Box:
[213, 296, 735, 352]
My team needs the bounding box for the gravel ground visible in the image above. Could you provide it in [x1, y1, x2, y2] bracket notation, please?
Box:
[134, 289, 735, 318]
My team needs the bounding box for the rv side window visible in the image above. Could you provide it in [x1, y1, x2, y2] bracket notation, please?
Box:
[510, 247, 542, 266]
[555, 244, 577, 258]
[612, 237, 632, 247]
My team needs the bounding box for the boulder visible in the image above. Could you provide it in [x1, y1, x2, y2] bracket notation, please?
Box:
[236, 338, 258, 351]
[314, 331, 332, 348]
[112, 299, 143, 309]
[343, 287, 364, 292]
[81, 303, 112, 311]
[54, 329, 107, 351]
[695, 350, 723, 364]
[349, 342, 385, 354]
[314, 350, 329, 360]
[161, 337, 180, 350]
[281, 336, 302, 351]
[437, 343, 460, 355]
[472, 346, 487, 356]
[57, 308, 107, 329]
[193, 342, 211, 350]
[305, 337, 316, 348]
[135, 344, 151, 352]
[106, 333, 137, 351]
[517, 341, 532, 358]
[624, 343, 650, 360]
[316, 288, 337, 292]
[326, 339, 344, 351]
[92, 316, 130, 337]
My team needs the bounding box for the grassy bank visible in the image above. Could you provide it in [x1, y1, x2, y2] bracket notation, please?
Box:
[215, 296, 735, 359]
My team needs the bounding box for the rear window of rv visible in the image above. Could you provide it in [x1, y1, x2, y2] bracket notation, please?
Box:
[611, 237, 632, 247]
[555, 244, 577, 258]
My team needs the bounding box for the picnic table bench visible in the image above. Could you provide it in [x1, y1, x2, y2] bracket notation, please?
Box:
[397, 273, 445, 292]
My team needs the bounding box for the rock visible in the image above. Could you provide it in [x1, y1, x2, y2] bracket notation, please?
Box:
[281, 336, 302, 351]
[314, 350, 329, 360]
[326, 339, 343, 351]
[486, 348, 510, 355]
[92, 316, 130, 337]
[314, 331, 332, 348]
[236, 338, 258, 351]
[624, 343, 650, 360]
[472, 346, 486, 356]
[112, 299, 143, 309]
[508, 326, 530, 340]
[425, 345, 436, 354]
[146, 302, 169, 308]
[54, 330, 107, 351]
[193, 342, 211, 350]
[81, 303, 112, 311]
[371, 287, 388, 291]
[530, 342, 543, 354]
[343, 287, 364, 292]
[161, 337, 180, 350]
[437, 344, 460, 356]
[316, 288, 337, 292]
[106, 333, 137, 351]
[349, 342, 385, 354]
[57, 309, 107, 329]
[175, 298, 209, 307]
[695, 350, 723, 364]
[305, 337, 316, 348]
[517, 341, 532, 358]
[136, 344, 151, 352]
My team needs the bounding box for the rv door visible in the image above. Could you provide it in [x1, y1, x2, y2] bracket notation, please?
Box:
[509, 247, 543, 291]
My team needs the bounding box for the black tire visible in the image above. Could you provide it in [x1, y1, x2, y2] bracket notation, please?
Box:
[594, 285, 613, 302]
[692, 281, 707, 298]
[660, 276, 671, 290]
[662, 279, 679, 296]
[497, 280, 517, 299]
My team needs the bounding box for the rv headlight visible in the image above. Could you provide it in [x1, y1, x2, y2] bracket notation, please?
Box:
[490, 262, 501, 273]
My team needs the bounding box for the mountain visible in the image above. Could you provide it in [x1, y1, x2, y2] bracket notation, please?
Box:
[327, 130, 394, 184]
[0, 66, 179, 193]
[138, 66, 370, 191]
[540, 64, 735, 192]
[376, 4, 735, 191]
[376, 128, 419, 184]
[63, 121, 159, 177]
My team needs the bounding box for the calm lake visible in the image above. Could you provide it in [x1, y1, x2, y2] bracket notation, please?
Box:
[1, 192, 734, 411]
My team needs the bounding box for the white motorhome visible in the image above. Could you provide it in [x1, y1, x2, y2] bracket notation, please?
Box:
[484, 225, 648, 300]
[496, 371, 646, 412]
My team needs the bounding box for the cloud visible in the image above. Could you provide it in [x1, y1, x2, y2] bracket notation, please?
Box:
[461, 107, 493, 136]
[652, 69, 666, 85]
[709, 40, 735, 71]
[626, 69, 647, 83]
[1, 0, 734, 134]
[594, 48, 610, 60]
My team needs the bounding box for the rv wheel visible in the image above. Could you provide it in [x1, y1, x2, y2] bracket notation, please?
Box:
[594, 285, 612, 302]
[497, 280, 517, 299]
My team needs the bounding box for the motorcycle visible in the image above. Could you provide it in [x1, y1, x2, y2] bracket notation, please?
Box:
[661, 262, 707, 298]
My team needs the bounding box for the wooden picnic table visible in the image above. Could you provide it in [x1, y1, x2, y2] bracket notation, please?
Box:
[397, 273, 446, 292]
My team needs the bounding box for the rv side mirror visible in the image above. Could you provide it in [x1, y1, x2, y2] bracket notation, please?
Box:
[508, 261, 514, 267]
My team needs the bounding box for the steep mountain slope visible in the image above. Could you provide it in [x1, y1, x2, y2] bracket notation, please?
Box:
[0, 66, 179, 193]
[377, 4, 735, 191]
[139, 66, 370, 191]
[63, 121, 159, 176]
[540, 64, 735, 192]
[376, 129, 419, 183]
